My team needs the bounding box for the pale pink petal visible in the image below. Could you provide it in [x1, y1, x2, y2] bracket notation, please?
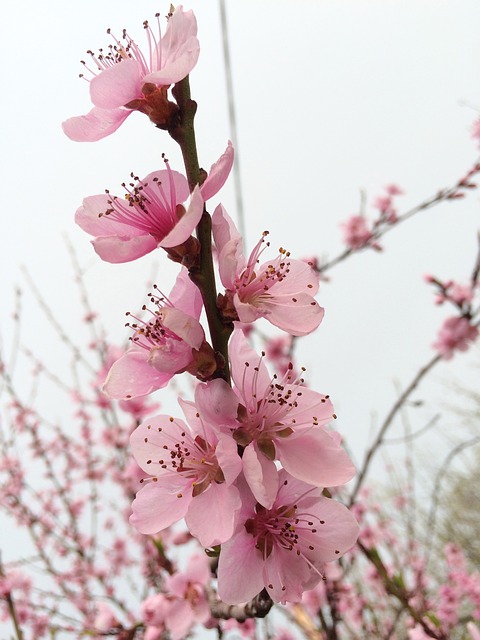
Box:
[260, 292, 324, 336]
[103, 349, 172, 399]
[234, 295, 265, 324]
[186, 482, 241, 546]
[200, 142, 234, 201]
[76, 195, 145, 238]
[161, 307, 204, 349]
[282, 388, 335, 428]
[264, 549, 311, 603]
[165, 600, 194, 640]
[217, 527, 266, 604]
[275, 430, 355, 487]
[92, 234, 158, 263]
[267, 259, 320, 296]
[90, 58, 143, 109]
[229, 330, 271, 403]
[212, 203, 242, 250]
[242, 444, 279, 509]
[194, 378, 239, 429]
[130, 482, 191, 534]
[130, 416, 189, 474]
[147, 340, 193, 374]
[144, 40, 199, 85]
[168, 269, 203, 318]
[62, 107, 131, 142]
[142, 169, 190, 209]
[212, 205, 245, 289]
[144, 8, 199, 85]
[214, 434, 243, 485]
[160, 186, 204, 248]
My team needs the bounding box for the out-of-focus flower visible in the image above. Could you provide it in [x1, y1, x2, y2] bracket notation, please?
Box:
[432, 316, 478, 359]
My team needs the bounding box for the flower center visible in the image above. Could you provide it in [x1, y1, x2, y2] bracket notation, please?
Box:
[126, 286, 177, 351]
[100, 162, 180, 240]
[145, 422, 223, 496]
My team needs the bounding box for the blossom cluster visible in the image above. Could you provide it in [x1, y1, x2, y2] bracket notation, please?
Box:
[60, 4, 359, 609]
[425, 272, 480, 359]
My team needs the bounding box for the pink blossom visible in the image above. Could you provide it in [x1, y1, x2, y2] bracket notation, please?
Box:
[141, 593, 169, 628]
[212, 205, 324, 336]
[0, 570, 31, 597]
[62, 7, 199, 141]
[163, 555, 211, 640]
[129, 390, 242, 546]
[340, 215, 374, 249]
[75, 161, 203, 264]
[217, 470, 359, 604]
[195, 330, 355, 509]
[447, 282, 474, 306]
[385, 184, 404, 196]
[432, 316, 479, 359]
[93, 602, 119, 633]
[104, 271, 206, 399]
[472, 118, 480, 147]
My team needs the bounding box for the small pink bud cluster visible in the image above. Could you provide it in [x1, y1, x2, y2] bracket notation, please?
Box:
[426, 273, 479, 359]
[340, 184, 404, 251]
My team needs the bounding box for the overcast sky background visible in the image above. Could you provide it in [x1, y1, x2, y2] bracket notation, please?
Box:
[1, 0, 480, 584]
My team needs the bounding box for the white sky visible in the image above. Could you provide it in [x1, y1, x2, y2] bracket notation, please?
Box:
[1, 0, 480, 504]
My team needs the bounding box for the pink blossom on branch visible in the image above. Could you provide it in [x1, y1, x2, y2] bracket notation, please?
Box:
[103, 270, 210, 399]
[75, 143, 233, 264]
[75, 161, 203, 264]
[129, 399, 242, 547]
[212, 205, 324, 336]
[62, 7, 199, 142]
[217, 470, 359, 604]
[432, 315, 479, 359]
[195, 330, 355, 509]
[340, 215, 376, 250]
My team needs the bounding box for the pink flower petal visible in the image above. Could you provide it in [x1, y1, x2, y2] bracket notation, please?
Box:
[92, 234, 158, 263]
[161, 307, 204, 349]
[167, 269, 203, 318]
[62, 107, 131, 142]
[103, 349, 172, 399]
[75, 195, 145, 237]
[144, 8, 199, 85]
[217, 526, 266, 604]
[242, 444, 279, 509]
[229, 329, 272, 402]
[214, 434, 243, 486]
[147, 340, 194, 375]
[258, 292, 325, 336]
[90, 58, 143, 109]
[194, 378, 239, 429]
[130, 482, 191, 534]
[266, 259, 319, 296]
[200, 142, 234, 201]
[160, 186, 204, 248]
[275, 429, 355, 487]
[185, 482, 241, 547]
